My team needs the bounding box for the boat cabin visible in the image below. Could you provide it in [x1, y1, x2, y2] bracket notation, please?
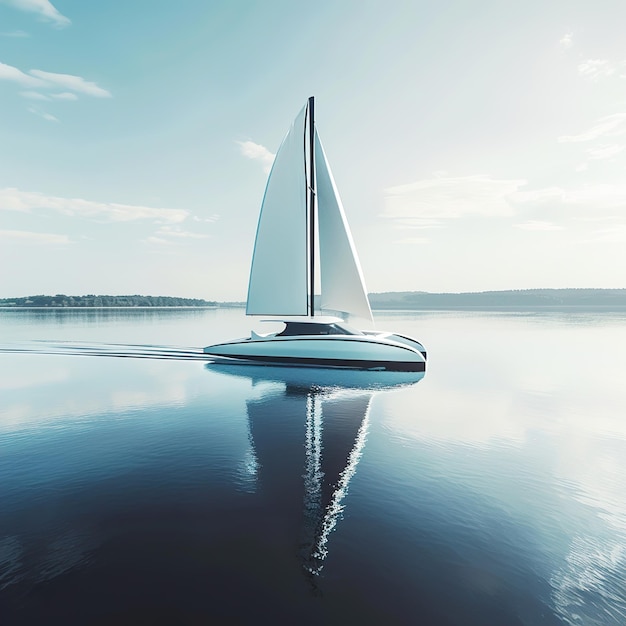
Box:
[277, 321, 363, 337]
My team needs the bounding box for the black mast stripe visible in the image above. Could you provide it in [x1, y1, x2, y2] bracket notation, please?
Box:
[208, 354, 426, 372]
[308, 96, 315, 317]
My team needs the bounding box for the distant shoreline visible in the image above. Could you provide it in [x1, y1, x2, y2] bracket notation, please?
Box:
[368, 288, 626, 310]
[2, 289, 625, 310]
[0, 295, 220, 308]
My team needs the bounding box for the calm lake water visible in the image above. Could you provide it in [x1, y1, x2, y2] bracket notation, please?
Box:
[1, 307, 625, 625]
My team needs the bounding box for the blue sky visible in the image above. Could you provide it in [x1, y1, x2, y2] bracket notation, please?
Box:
[1, 0, 626, 300]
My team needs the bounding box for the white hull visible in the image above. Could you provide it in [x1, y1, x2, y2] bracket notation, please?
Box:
[204, 330, 426, 372]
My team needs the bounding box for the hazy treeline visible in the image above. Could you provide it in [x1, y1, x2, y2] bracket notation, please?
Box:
[3, 289, 626, 309]
[368, 289, 626, 309]
[0, 295, 216, 307]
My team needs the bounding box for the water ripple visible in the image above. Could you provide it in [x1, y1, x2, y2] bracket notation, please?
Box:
[551, 534, 626, 625]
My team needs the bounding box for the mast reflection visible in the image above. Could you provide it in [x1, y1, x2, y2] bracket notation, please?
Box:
[205, 364, 424, 576]
[301, 390, 373, 575]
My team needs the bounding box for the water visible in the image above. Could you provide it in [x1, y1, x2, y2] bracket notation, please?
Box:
[1, 308, 625, 625]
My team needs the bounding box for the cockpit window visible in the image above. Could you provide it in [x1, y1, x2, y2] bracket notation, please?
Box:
[277, 322, 363, 337]
[333, 322, 363, 335]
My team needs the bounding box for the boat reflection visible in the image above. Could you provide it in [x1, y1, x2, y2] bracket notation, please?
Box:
[205, 364, 424, 576]
[205, 362, 425, 392]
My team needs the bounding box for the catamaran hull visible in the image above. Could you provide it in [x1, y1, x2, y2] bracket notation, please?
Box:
[203, 336, 426, 372]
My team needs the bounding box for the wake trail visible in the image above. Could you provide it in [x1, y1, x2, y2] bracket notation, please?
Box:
[0, 340, 209, 361]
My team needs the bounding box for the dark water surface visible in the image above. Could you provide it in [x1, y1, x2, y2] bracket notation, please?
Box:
[1, 308, 625, 625]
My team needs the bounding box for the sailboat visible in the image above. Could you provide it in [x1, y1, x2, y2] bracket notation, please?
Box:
[204, 97, 427, 372]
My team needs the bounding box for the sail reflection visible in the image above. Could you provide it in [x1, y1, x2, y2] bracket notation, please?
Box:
[206, 364, 423, 576]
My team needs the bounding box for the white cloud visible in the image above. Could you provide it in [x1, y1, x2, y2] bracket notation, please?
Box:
[238, 140, 275, 173]
[2, 0, 70, 28]
[382, 174, 626, 233]
[145, 236, 169, 245]
[29, 69, 111, 97]
[19, 90, 50, 100]
[0, 61, 46, 87]
[192, 214, 219, 223]
[574, 215, 622, 223]
[50, 91, 77, 100]
[587, 144, 624, 160]
[0, 187, 189, 223]
[28, 106, 58, 122]
[145, 223, 218, 246]
[562, 184, 626, 208]
[383, 175, 526, 225]
[559, 33, 573, 50]
[1, 29, 30, 37]
[514, 220, 564, 231]
[513, 183, 626, 211]
[558, 113, 626, 143]
[510, 187, 564, 204]
[0, 229, 70, 244]
[1, 62, 110, 102]
[578, 59, 615, 79]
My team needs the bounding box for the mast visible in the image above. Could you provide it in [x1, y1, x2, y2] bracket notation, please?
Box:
[307, 96, 316, 317]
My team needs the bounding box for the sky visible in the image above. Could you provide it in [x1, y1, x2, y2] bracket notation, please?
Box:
[1, 0, 626, 301]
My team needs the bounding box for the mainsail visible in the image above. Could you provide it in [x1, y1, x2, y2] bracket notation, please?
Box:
[246, 105, 308, 315]
[246, 100, 373, 322]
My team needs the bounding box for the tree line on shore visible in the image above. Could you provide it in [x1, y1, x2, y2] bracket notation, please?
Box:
[2, 289, 625, 309]
[368, 288, 626, 309]
[0, 295, 216, 307]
